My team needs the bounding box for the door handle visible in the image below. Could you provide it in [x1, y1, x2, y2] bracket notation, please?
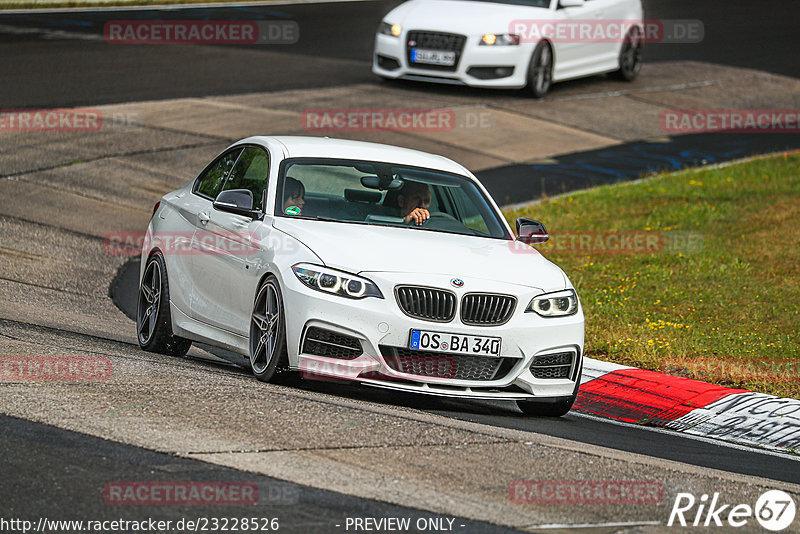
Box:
[199, 211, 210, 225]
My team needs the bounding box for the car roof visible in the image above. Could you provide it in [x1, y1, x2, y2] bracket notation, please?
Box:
[237, 135, 472, 176]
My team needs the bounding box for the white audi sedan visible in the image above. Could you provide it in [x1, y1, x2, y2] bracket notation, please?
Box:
[373, 0, 643, 97]
[138, 137, 584, 415]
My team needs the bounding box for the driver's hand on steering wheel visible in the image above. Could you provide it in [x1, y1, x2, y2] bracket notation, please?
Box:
[404, 208, 430, 226]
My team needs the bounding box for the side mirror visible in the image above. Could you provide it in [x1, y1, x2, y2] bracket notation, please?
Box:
[559, 0, 584, 7]
[213, 189, 262, 219]
[516, 218, 549, 244]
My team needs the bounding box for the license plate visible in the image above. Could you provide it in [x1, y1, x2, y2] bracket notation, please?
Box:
[410, 49, 456, 66]
[409, 329, 501, 356]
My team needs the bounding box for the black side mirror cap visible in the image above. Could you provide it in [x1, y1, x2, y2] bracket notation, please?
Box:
[213, 189, 262, 219]
[516, 217, 549, 244]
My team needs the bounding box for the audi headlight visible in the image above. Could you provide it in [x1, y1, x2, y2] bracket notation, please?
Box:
[480, 33, 520, 46]
[527, 289, 579, 317]
[379, 21, 402, 37]
[292, 263, 383, 299]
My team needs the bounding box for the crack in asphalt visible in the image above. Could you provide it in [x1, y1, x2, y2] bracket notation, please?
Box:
[0, 275, 103, 298]
[0, 317, 243, 373]
[184, 438, 515, 456]
[0, 213, 106, 242]
[1, 140, 224, 180]
[544, 79, 719, 102]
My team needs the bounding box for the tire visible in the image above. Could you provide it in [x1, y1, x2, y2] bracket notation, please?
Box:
[527, 41, 553, 98]
[137, 252, 192, 357]
[614, 26, 643, 81]
[249, 276, 289, 382]
[516, 358, 583, 417]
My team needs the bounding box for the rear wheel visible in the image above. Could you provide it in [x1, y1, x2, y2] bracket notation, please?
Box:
[137, 252, 192, 357]
[249, 277, 289, 382]
[527, 41, 553, 98]
[614, 26, 643, 81]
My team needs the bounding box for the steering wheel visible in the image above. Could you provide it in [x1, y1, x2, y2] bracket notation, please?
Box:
[421, 212, 467, 232]
[423, 212, 458, 223]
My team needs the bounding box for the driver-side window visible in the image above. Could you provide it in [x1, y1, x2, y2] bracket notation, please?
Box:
[195, 148, 243, 200]
[222, 147, 270, 209]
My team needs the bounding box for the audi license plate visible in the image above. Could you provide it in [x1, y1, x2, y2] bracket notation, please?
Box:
[409, 329, 501, 356]
[410, 49, 456, 66]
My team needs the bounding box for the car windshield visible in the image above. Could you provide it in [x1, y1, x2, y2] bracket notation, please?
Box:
[275, 158, 510, 239]
[464, 0, 550, 7]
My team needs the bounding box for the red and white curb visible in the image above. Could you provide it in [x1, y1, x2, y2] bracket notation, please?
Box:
[575, 358, 800, 454]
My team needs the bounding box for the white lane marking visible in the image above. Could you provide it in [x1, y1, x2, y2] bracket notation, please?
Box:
[573, 411, 800, 462]
[580, 356, 633, 384]
[0, 0, 372, 15]
[521, 521, 661, 530]
[0, 23, 103, 40]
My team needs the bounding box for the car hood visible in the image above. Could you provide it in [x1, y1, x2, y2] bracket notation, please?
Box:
[273, 218, 567, 291]
[387, 0, 556, 35]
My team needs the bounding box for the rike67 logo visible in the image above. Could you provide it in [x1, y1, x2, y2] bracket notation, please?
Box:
[668, 490, 796, 531]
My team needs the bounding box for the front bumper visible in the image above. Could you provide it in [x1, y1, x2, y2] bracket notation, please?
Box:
[372, 32, 533, 89]
[282, 269, 584, 400]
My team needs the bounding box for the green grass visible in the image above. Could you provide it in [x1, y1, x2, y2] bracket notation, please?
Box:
[504, 152, 800, 398]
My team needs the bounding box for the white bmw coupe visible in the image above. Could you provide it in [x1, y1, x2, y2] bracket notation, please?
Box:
[138, 137, 584, 415]
[373, 0, 643, 97]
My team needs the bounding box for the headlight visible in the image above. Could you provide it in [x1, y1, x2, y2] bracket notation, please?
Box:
[292, 263, 384, 299]
[526, 289, 579, 317]
[379, 22, 402, 37]
[480, 33, 520, 46]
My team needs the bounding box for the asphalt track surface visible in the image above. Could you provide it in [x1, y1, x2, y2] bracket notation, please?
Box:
[108, 259, 800, 487]
[2, 0, 800, 528]
[0, 413, 523, 533]
[477, 133, 800, 205]
[0, 0, 797, 108]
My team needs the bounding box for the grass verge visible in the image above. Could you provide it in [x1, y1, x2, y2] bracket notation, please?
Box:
[505, 152, 800, 398]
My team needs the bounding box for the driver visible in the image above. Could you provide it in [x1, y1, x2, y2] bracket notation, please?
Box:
[397, 181, 431, 225]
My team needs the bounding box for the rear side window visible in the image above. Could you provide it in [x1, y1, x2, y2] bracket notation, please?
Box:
[195, 148, 243, 200]
[222, 147, 270, 209]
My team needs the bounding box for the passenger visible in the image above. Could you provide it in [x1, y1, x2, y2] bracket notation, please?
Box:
[283, 177, 305, 215]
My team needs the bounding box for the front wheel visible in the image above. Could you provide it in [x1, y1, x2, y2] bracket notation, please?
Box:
[137, 252, 192, 357]
[526, 41, 553, 98]
[614, 26, 643, 81]
[517, 359, 582, 417]
[517, 395, 577, 417]
[249, 277, 289, 382]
